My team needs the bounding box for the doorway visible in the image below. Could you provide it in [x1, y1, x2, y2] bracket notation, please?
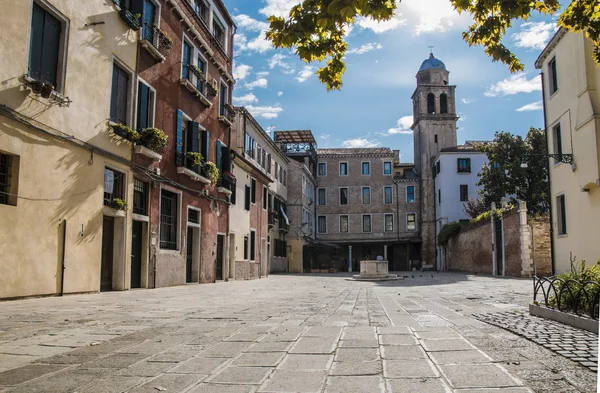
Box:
[216, 234, 224, 281]
[495, 219, 504, 275]
[131, 221, 143, 288]
[101, 216, 115, 291]
[186, 227, 194, 283]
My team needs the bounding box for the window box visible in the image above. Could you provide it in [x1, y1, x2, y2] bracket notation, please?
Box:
[23, 76, 71, 107]
[140, 23, 172, 62]
[103, 205, 126, 218]
[134, 145, 162, 161]
[180, 68, 212, 107]
[118, 7, 141, 30]
[206, 81, 218, 98]
[109, 122, 139, 142]
[175, 152, 211, 184]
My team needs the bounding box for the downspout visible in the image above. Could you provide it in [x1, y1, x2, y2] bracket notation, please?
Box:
[60, 219, 67, 296]
[540, 71, 556, 275]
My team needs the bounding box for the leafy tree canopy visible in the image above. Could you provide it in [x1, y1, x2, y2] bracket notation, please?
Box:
[265, 0, 600, 90]
[476, 127, 549, 215]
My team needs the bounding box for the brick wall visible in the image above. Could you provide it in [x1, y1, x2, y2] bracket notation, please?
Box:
[531, 216, 552, 276]
[502, 210, 523, 277]
[447, 221, 493, 274]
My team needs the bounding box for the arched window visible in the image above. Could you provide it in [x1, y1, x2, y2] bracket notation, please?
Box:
[440, 93, 448, 114]
[427, 93, 435, 114]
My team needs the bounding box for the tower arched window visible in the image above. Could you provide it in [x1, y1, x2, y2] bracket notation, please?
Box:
[427, 93, 435, 114]
[440, 93, 448, 114]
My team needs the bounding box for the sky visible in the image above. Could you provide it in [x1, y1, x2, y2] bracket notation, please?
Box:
[224, 0, 557, 163]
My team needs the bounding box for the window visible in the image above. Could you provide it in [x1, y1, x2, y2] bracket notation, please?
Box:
[339, 215, 349, 233]
[407, 213, 417, 231]
[318, 162, 327, 176]
[340, 188, 348, 205]
[267, 154, 272, 173]
[457, 158, 471, 173]
[383, 162, 392, 175]
[340, 162, 348, 176]
[160, 189, 179, 250]
[460, 185, 469, 202]
[427, 93, 435, 114]
[0, 153, 18, 206]
[244, 185, 250, 211]
[262, 186, 267, 210]
[552, 123, 563, 163]
[104, 167, 125, 206]
[385, 214, 394, 232]
[283, 170, 287, 187]
[243, 236, 249, 259]
[492, 162, 501, 169]
[219, 81, 229, 116]
[250, 230, 256, 260]
[136, 80, 155, 129]
[438, 189, 441, 204]
[274, 162, 278, 180]
[548, 57, 558, 94]
[133, 179, 148, 215]
[28, 2, 66, 90]
[250, 178, 256, 204]
[317, 216, 327, 234]
[407, 186, 415, 203]
[384, 186, 392, 204]
[279, 167, 283, 183]
[362, 187, 370, 204]
[192, 0, 209, 21]
[440, 93, 448, 114]
[188, 208, 199, 225]
[181, 40, 192, 79]
[213, 14, 226, 49]
[557, 194, 567, 235]
[362, 162, 370, 175]
[317, 188, 326, 206]
[110, 62, 131, 125]
[362, 215, 372, 233]
[434, 134, 438, 144]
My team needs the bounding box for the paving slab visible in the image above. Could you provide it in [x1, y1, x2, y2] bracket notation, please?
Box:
[232, 352, 286, 367]
[428, 350, 493, 365]
[289, 337, 337, 354]
[79, 353, 149, 369]
[189, 384, 258, 393]
[303, 327, 343, 338]
[334, 347, 379, 362]
[78, 375, 147, 393]
[278, 354, 333, 370]
[380, 345, 426, 360]
[421, 338, 477, 352]
[128, 372, 205, 393]
[245, 341, 292, 352]
[414, 330, 462, 339]
[206, 366, 273, 385]
[0, 364, 67, 386]
[440, 364, 524, 389]
[258, 370, 327, 392]
[325, 376, 385, 393]
[379, 335, 418, 345]
[386, 378, 452, 393]
[329, 361, 382, 376]
[166, 356, 229, 374]
[377, 327, 412, 335]
[118, 360, 177, 377]
[383, 359, 439, 378]
[200, 342, 254, 358]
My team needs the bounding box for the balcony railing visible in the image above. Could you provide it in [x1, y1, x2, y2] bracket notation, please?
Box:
[141, 23, 172, 61]
[268, 210, 278, 227]
[117, 6, 141, 30]
[176, 152, 209, 178]
[219, 103, 235, 125]
[217, 175, 235, 192]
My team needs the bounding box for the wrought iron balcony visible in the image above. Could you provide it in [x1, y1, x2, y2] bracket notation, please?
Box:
[176, 152, 210, 184]
[117, 6, 140, 30]
[219, 103, 235, 125]
[217, 174, 235, 194]
[180, 64, 212, 107]
[141, 23, 172, 61]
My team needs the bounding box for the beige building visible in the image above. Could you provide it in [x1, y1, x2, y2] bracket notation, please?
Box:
[536, 29, 600, 272]
[0, 0, 138, 298]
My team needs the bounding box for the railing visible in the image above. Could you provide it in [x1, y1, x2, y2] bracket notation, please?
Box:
[533, 275, 600, 320]
[220, 103, 235, 123]
[117, 6, 141, 30]
[186, 64, 206, 93]
[142, 23, 172, 57]
[176, 152, 209, 178]
[268, 210, 278, 226]
[217, 174, 235, 191]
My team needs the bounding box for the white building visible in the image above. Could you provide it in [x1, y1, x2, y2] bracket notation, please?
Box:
[434, 142, 489, 270]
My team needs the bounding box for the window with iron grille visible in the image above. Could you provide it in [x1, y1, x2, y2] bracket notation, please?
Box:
[188, 208, 199, 224]
[460, 184, 469, 202]
[457, 158, 471, 173]
[0, 153, 14, 206]
[160, 190, 178, 250]
[133, 178, 148, 215]
[104, 168, 125, 206]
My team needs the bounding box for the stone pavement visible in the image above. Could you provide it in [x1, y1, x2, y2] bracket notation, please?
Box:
[0, 273, 597, 392]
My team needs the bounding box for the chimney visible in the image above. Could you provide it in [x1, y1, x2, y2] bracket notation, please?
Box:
[393, 149, 401, 164]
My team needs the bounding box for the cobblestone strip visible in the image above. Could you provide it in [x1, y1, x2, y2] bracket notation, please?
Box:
[473, 310, 599, 372]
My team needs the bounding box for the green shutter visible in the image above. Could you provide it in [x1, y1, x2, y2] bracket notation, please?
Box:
[175, 110, 183, 154]
[137, 82, 150, 129]
[201, 130, 210, 162]
[216, 140, 222, 170]
[187, 121, 199, 153]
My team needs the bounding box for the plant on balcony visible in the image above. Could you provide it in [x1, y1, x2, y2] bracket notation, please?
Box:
[110, 198, 128, 211]
[153, 23, 173, 48]
[204, 161, 220, 185]
[111, 123, 140, 142]
[186, 152, 204, 167]
[206, 82, 218, 97]
[189, 64, 205, 81]
[222, 170, 236, 181]
[139, 127, 168, 152]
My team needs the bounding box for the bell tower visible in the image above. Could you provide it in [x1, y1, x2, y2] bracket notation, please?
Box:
[411, 52, 458, 266]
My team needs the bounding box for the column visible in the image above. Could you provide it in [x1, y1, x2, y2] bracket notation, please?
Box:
[348, 245, 353, 272]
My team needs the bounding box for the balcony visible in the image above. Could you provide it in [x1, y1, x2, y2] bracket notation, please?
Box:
[268, 210, 278, 229]
[176, 152, 211, 184]
[180, 65, 212, 107]
[279, 219, 289, 233]
[218, 103, 235, 126]
[134, 127, 167, 162]
[217, 172, 235, 195]
[117, 6, 141, 30]
[140, 23, 172, 62]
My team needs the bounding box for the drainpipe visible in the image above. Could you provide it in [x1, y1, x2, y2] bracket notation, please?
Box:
[60, 219, 67, 296]
[540, 71, 556, 275]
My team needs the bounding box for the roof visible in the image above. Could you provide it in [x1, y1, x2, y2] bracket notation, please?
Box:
[419, 53, 446, 72]
[274, 130, 317, 144]
[535, 27, 566, 69]
[317, 148, 393, 155]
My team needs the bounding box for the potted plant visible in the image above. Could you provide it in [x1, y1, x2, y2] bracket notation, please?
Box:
[190, 64, 205, 81]
[111, 123, 140, 142]
[204, 161, 219, 185]
[185, 151, 204, 167]
[110, 198, 128, 211]
[206, 81, 218, 97]
[40, 83, 54, 99]
[139, 127, 168, 152]
[30, 80, 44, 95]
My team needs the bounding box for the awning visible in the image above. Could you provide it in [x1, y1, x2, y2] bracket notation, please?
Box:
[280, 205, 290, 225]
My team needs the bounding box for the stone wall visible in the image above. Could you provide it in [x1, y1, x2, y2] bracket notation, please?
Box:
[503, 210, 523, 277]
[446, 221, 493, 274]
[234, 261, 261, 280]
[531, 216, 552, 276]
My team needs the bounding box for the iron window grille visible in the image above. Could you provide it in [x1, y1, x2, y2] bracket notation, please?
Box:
[104, 168, 125, 206]
[133, 179, 148, 215]
[0, 153, 12, 205]
[160, 190, 178, 250]
[460, 184, 469, 202]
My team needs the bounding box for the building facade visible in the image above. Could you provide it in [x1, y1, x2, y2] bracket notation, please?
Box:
[536, 29, 600, 272]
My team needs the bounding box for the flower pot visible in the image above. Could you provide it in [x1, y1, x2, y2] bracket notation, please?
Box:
[30, 81, 44, 95]
[40, 83, 54, 98]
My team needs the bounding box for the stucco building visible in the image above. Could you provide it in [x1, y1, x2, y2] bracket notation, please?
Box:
[536, 29, 600, 272]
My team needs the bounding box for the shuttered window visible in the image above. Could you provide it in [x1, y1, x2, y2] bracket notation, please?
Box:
[251, 178, 256, 204]
[110, 63, 130, 124]
[250, 231, 256, 261]
[182, 41, 191, 79]
[160, 190, 178, 250]
[216, 140, 222, 170]
[136, 82, 152, 129]
[244, 185, 250, 211]
[201, 130, 210, 162]
[29, 3, 62, 87]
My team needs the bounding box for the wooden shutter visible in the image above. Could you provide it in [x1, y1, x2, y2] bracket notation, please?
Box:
[28, 3, 45, 81]
[201, 130, 210, 162]
[41, 8, 61, 86]
[221, 145, 231, 172]
[110, 63, 120, 122]
[250, 231, 255, 260]
[216, 140, 222, 170]
[137, 82, 150, 129]
[175, 110, 183, 154]
[244, 185, 250, 211]
[187, 121, 199, 153]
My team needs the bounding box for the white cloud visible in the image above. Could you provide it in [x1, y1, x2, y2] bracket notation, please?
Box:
[296, 66, 315, 83]
[233, 93, 259, 106]
[356, 14, 406, 33]
[320, 134, 330, 140]
[461, 98, 472, 104]
[233, 14, 269, 31]
[256, 71, 270, 77]
[516, 101, 543, 112]
[246, 105, 284, 119]
[386, 116, 413, 135]
[259, 0, 301, 18]
[403, 0, 464, 35]
[245, 78, 268, 90]
[484, 73, 541, 97]
[277, 91, 284, 97]
[342, 138, 379, 148]
[246, 33, 273, 53]
[513, 22, 557, 50]
[235, 34, 248, 50]
[233, 64, 251, 80]
[347, 42, 383, 55]
[269, 53, 295, 74]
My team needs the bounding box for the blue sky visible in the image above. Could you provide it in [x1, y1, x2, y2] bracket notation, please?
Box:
[224, 0, 557, 163]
